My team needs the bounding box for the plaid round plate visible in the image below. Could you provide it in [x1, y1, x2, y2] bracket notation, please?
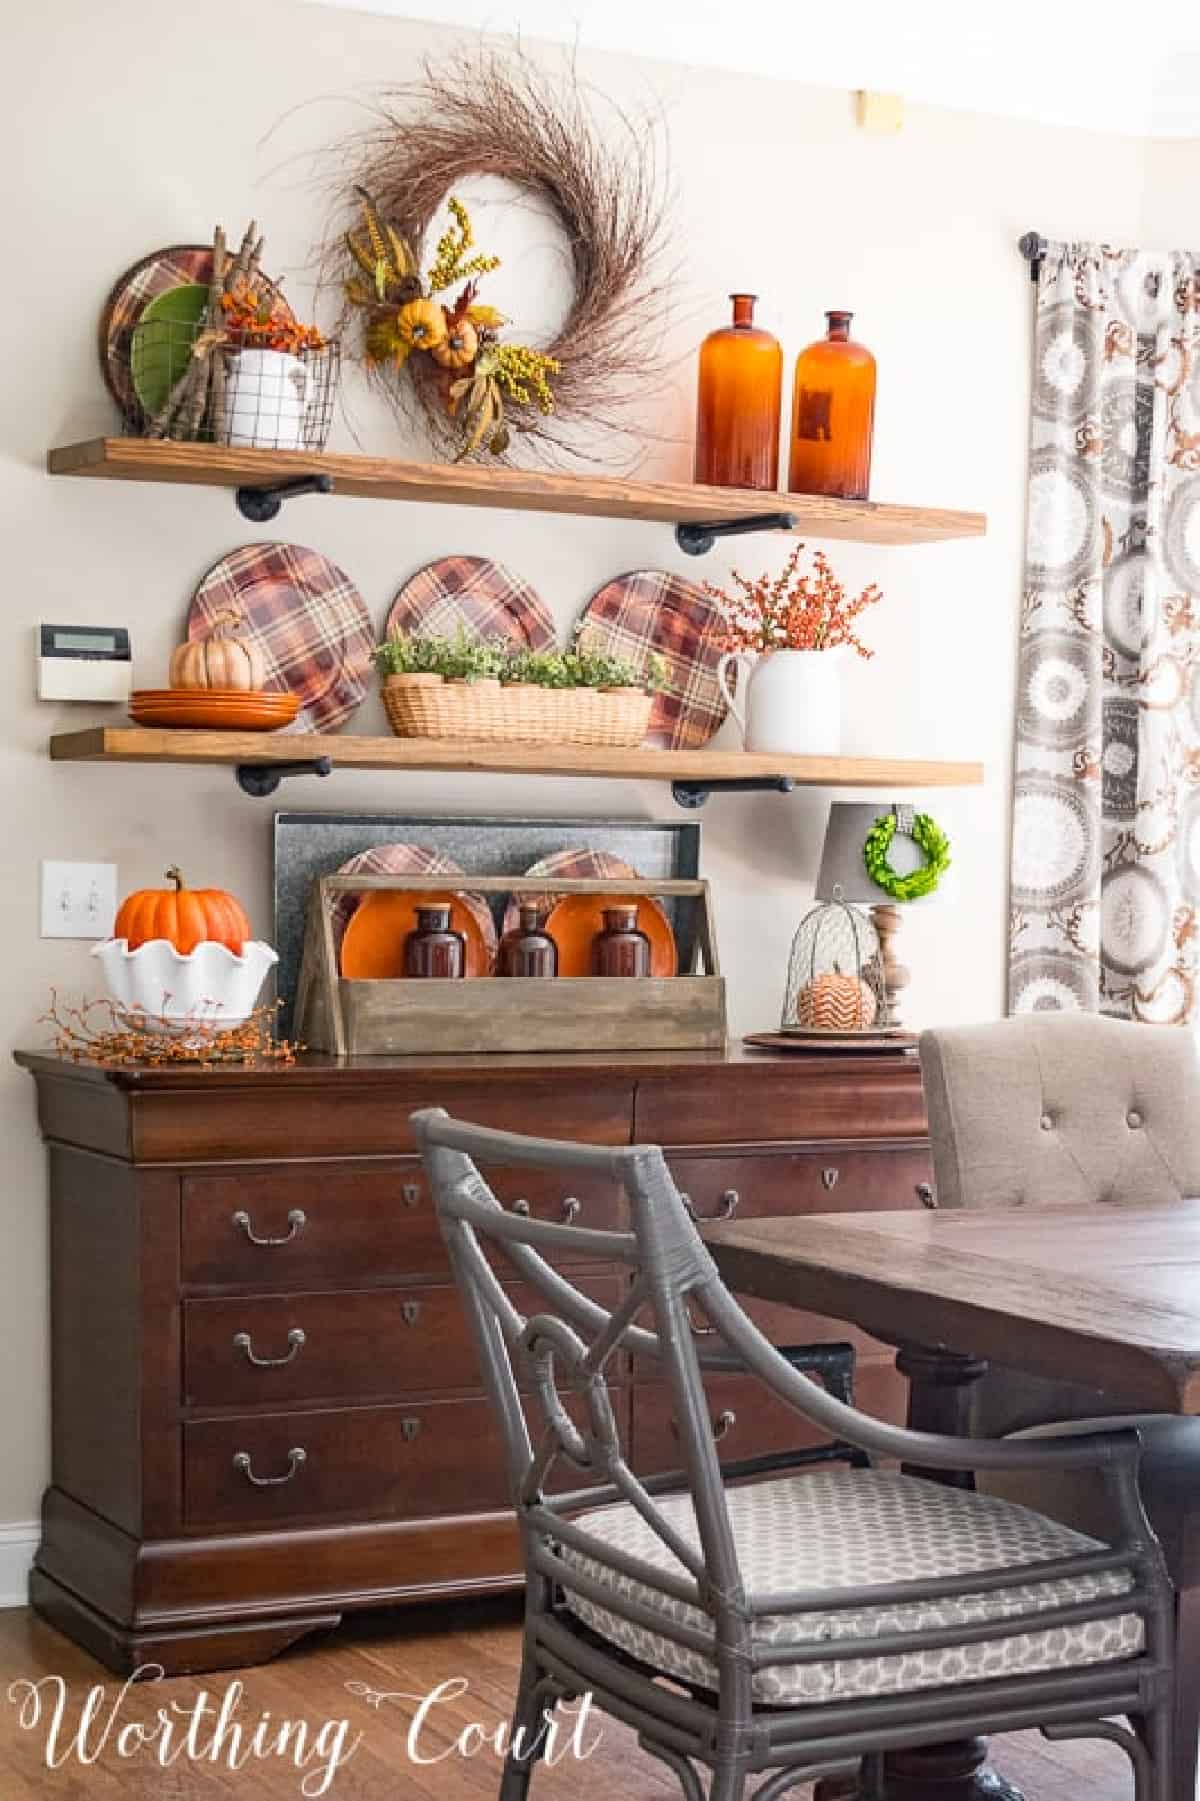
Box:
[187, 543, 373, 732]
[385, 556, 555, 651]
[99, 244, 293, 428]
[575, 570, 729, 749]
[329, 845, 497, 971]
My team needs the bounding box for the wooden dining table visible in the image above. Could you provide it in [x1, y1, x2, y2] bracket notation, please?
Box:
[705, 1200, 1200, 1801]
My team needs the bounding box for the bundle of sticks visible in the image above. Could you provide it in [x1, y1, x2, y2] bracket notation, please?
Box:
[147, 220, 272, 440]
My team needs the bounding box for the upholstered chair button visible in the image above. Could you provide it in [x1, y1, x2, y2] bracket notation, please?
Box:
[1127, 1109, 1142, 1128]
[1040, 1113, 1054, 1130]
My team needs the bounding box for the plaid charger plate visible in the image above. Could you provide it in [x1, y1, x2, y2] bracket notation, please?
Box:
[188, 542, 374, 732]
[385, 555, 556, 651]
[576, 570, 730, 749]
[99, 243, 293, 428]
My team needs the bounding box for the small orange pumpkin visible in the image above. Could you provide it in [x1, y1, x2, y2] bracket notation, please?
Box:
[169, 610, 266, 693]
[113, 867, 252, 955]
[796, 971, 878, 1032]
[395, 297, 448, 352]
[431, 318, 479, 371]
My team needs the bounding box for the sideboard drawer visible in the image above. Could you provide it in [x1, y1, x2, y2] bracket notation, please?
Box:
[184, 1386, 631, 1530]
[182, 1159, 624, 1288]
[667, 1144, 934, 1224]
[183, 1276, 625, 1408]
[184, 1398, 511, 1528]
[630, 1360, 906, 1479]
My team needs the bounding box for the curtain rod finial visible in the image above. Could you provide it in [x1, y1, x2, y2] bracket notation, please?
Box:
[1019, 233, 1048, 281]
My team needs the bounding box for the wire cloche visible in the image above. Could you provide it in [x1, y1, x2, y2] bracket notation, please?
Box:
[781, 890, 886, 1033]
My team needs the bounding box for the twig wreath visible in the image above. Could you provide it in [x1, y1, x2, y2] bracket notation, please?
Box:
[323, 48, 672, 464]
[863, 808, 952, 902]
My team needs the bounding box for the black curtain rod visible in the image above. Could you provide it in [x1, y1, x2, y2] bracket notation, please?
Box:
[1019, 232, 1048, 282]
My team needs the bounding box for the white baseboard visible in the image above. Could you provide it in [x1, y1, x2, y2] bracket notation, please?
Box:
[0, 1523, 38, 1609]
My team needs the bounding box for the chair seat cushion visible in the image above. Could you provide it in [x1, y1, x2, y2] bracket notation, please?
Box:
[561, 1468, 1142, 1706]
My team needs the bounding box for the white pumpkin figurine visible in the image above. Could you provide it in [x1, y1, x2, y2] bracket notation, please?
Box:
[169, 609, 266, 692]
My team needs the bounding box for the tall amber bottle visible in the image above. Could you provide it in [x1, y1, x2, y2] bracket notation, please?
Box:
[694, 293, 782, 491]
[788, 310, 876, 500]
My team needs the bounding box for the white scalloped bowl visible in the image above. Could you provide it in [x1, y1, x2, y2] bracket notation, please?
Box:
[91, 938, 279, 1037]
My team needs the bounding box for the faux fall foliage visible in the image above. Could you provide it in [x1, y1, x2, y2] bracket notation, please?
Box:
[324, 47, 670, 466]
[345, 188, 559, 458]
[703, 544, 884, 658]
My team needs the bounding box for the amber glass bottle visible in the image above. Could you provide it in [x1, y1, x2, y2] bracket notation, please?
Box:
[402, 905, 466, 979]
[694, 294, 782, 492]
[788, 310, 876, 500]
[591, 905, 651, 978]
[497, 905, 558, 978]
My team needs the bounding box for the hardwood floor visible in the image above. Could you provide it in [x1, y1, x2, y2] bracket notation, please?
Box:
[0, 1600, 1137, 1799]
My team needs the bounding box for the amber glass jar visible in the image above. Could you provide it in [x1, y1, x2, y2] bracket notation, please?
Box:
[497, 905, 558, 979]
[694, 293, 782, 492]
[591, 905, 651, 978]
[788, 310, 876, 500]
[402, 905, 466, 979]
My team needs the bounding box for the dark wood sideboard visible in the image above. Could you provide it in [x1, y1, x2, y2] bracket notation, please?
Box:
[16, 1046, 932, 1676]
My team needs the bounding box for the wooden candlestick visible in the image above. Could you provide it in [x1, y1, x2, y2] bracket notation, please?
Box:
[870, 902, 909, 1028]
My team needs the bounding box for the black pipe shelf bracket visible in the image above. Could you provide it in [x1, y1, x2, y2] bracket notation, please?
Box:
[1019, 232, 1049, 285]
[234, 473, 335, 523]
[674, 511, 798, 557]
[671, 774, 795, 809]
[235, 757, 334, 798]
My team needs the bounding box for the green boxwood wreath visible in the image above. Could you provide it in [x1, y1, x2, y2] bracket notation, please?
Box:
[863, 809, 951, 902]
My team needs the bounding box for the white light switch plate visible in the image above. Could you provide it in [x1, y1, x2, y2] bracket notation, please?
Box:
[41, 861, 118, 939]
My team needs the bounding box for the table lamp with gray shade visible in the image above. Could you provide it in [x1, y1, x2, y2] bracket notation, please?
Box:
[815, 802, 931, 1027]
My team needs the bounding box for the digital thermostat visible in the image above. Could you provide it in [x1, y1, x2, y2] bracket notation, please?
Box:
[37, 624, 132, 703]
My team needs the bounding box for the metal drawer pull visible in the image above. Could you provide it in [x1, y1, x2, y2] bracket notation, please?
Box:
[916, 1182, 937, 1209]
[680, 1189, 739, 1222]
[511, 1197, 582, 1224]
[233, 1446, 307, 1487]
[233, 1327, 306, 1367]
[671, 1409, 736, 1443]
[401, 1301, 422, 1326]
[821, 1167, 840, 1191]
[401, 1417, 422, 1442]
[232, 1208, 306, 1247]
[401, 1182, 421, 1208]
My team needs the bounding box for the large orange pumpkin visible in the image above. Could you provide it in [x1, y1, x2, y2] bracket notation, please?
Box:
[113, 867, 252, 954]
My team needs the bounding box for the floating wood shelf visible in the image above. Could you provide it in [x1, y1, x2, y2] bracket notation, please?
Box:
[46, 440, 987, 547]
[49, 727, 984, 800]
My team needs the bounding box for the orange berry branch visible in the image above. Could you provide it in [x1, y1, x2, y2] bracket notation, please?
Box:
[703, 544, 884, 658]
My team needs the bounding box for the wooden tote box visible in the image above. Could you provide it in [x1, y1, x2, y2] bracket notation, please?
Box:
[294, 874, 725, 1056]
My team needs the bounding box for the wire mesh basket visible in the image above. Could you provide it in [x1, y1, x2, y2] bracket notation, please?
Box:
[780, 892, 886, 1033]
[122, 320, 339, 449]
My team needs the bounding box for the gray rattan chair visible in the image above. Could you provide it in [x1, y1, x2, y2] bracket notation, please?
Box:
[414, 1107, 1173, 1801]
[920, 1012, 1200, 1801]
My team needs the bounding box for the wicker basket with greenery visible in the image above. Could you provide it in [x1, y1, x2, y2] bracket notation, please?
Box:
[375, 634, 666, 748]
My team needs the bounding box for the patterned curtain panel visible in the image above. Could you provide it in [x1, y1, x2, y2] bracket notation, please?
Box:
[1010, 242, 1200, 1023]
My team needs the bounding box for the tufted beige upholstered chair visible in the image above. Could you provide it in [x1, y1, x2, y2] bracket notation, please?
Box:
[919, 1013, 1200, 1801]
[919, 1012, 1200, 1215]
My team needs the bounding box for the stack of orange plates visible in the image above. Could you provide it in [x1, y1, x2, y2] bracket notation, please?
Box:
[129, 689, 302, 731]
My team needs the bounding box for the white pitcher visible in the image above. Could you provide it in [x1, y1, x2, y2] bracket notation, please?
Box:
[716, 648, 843, 755]
[219, 348, 312, 450]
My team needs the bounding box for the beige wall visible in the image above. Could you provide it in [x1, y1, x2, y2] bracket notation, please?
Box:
[0, 0, 1189, 1529]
